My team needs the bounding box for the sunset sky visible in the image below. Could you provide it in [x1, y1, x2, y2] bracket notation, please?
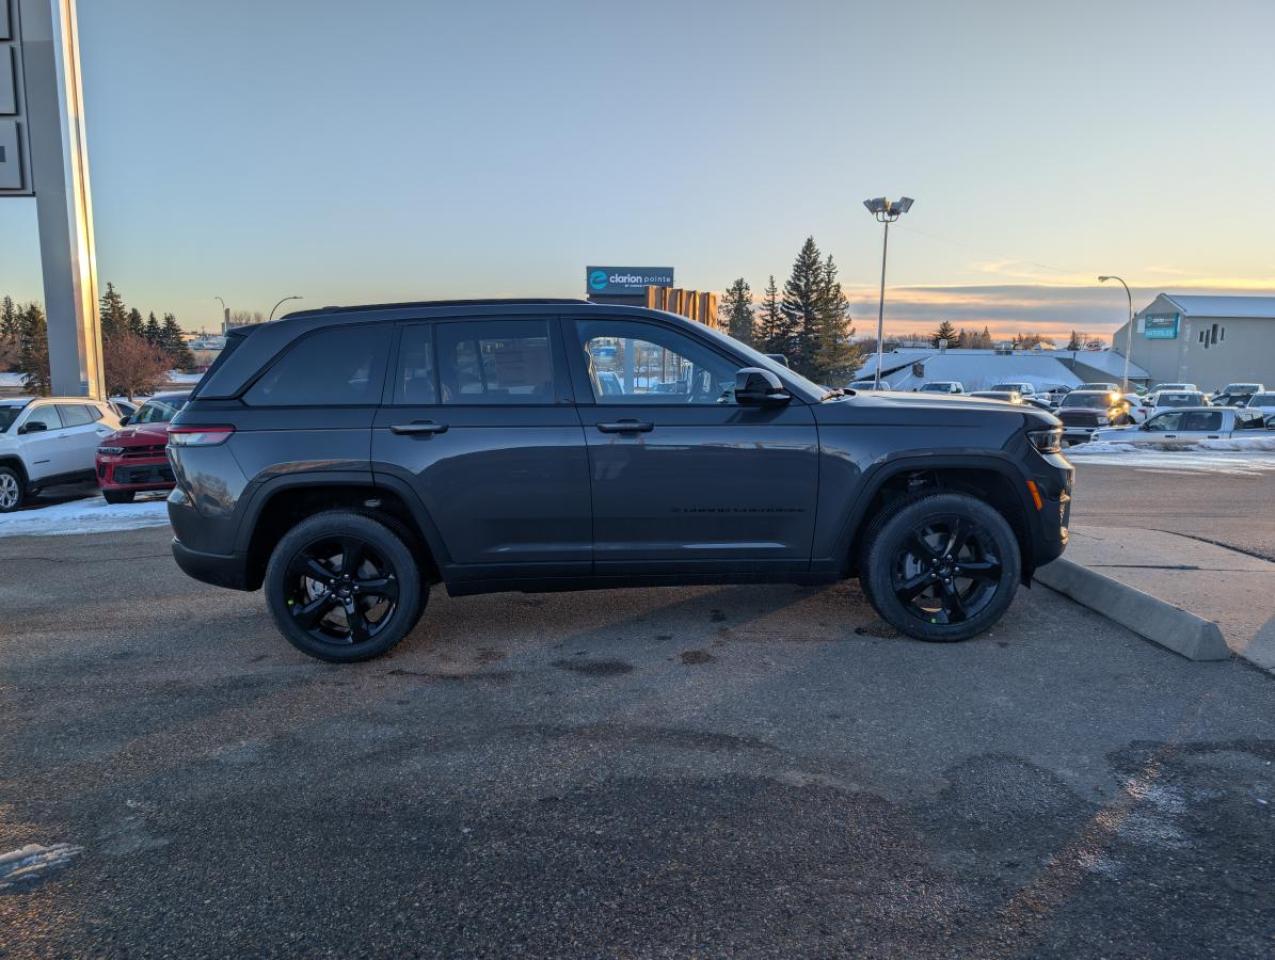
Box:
[2, 0, 1274, 342]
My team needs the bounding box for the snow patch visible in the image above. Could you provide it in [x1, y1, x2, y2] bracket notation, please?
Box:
[0, 493, 170, 538]
[0, 843, 84, 891]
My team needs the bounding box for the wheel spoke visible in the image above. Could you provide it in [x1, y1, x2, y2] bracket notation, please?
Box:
[340, 538, 366, 576]
[959, 558, 1002, 581]
[905, 530, 939, 562]
[356, 575, 398, 603]
[894, 570, 934, 603]
[346, 605, 371, 643]
[944, 517, 971, 558]
[292, 594, 336, 628]
[939, 581, 968, 623]
[303, 557, 334, 582]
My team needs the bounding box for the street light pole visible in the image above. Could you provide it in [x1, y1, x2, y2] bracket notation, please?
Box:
[863, 197, 914, 388]
[214, 295, 228, 334]
[268, 295, 303, 322]
[1098, 275, 1134, 392]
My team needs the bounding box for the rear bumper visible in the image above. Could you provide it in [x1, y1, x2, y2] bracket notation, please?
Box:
[171, 538, 251, 591]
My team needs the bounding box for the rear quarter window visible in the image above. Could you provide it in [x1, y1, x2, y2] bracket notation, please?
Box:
[245, 325, 391, 406]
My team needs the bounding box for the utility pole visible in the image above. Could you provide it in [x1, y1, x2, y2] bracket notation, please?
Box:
[2, 0, 104, 397]
[863, 197, 914, 388]
[1099, 275, 1134, 392]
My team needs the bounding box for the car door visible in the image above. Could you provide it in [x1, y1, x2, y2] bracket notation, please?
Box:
[55, 403, 117, 475]
[1177, 409, 1226, 439]
[15, 403, 73, 480]
[564, 314, 819, 574]
[371, 315, 592, 583]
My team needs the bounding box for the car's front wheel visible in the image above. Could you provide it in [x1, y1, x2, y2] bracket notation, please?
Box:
[264, 511, 425, 662]
[0, 466, 24, 513]
[860, 492, 1021, 642]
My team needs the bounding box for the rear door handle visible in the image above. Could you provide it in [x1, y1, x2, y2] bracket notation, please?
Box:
[596, 420, 654, 434]
[390, 421, 448, 435]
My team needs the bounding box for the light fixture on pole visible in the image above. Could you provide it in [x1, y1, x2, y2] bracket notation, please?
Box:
[864, 197, 914, 388]
[269, 295, 303, 322]
[1098, 275, 1134, 392]
[214, 295, 228, 334]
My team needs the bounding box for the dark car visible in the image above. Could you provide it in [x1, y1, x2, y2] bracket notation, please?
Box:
[167, 299, 1072, 662]
[95, 392, 190, 503]
[1055, 389, 1134, 444]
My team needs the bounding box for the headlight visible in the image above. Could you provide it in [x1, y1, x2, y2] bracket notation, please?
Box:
[1096, 416, 1110, 425]
[1028, 427, 1063, 454]
[97, 445, 125, 456]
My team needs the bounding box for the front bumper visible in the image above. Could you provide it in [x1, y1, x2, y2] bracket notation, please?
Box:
[1028, 455, 1073, 569]
[97, 455, 176, 491]
[1061, 426, 1105, 445]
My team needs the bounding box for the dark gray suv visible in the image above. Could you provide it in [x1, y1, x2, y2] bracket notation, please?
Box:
[167, 299, 1072, 662]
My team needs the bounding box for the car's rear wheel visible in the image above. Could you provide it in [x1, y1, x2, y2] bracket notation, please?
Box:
[860, 493, 1020, 642]
[0, 467, 23, 513]
[264, 511, 425, 663]
[102, 489, 136, 505]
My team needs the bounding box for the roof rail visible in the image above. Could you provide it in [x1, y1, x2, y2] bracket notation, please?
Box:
[283, 298, 592, 319]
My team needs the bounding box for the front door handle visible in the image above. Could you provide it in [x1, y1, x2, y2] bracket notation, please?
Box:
[390, 421, 448, 435]
[596, 420, 654, 434]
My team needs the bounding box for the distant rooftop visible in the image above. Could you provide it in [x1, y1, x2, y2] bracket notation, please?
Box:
[1153, 294, 1275, 319]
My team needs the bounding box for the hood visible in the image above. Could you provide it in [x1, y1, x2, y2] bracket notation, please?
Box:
[105, 423, 171, 445]
[820, 390, 1060, 429]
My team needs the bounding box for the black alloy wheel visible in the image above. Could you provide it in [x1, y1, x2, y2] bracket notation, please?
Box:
[264, 511, 424, 662]
[890, 514, 1003, 626]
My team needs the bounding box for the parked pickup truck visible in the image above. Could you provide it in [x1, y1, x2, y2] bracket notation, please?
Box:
[1091, 406, 1270, 444]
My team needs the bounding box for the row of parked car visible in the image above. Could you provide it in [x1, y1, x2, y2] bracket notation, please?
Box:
[844, 377, 1274, 447]
[0, 392, 189, 512]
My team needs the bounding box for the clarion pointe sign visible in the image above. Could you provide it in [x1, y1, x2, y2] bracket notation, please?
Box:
[586, 266, 675, 296]
[0, 0, 104, 398]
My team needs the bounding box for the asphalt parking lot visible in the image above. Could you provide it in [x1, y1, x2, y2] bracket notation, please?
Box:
[2, 522, 1274, 959]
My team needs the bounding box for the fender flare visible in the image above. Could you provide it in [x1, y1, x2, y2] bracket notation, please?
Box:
[832, 451, 1035, 571]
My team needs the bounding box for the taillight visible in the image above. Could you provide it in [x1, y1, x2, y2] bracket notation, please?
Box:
[167, 425, 235, 447]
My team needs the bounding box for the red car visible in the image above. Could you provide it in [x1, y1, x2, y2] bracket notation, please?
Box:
[95, 392, 190, 504]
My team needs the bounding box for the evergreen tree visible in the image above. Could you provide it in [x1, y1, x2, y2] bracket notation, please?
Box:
[931, 320, 957, 347]
[755, 275, 788, 359]
[1066, 329, 1081, 350]
[782, 237, 824, 376]
[811, 253, 858, 384]
[720, 278, 754, 345]
[126, 307, 146, 338]
[99, 282, 129, 340]
[160, 313, 196, 370]
[144, 311, 162, 345]
[17, 303, 51, 395]
[976, 325, 994, 349]
[0, 295, 18, 343]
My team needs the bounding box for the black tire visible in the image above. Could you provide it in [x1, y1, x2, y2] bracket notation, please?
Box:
[859, 492, 1020, 643]
[0, 466, 23, 513]
[264, 511, 426, 663]
[102, 489, 136, 505]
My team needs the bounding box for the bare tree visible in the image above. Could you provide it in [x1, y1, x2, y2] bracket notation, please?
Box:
[228, 310, 265, 328]
[104, 332, 171, 400]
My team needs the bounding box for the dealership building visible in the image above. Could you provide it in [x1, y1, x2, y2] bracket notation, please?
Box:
[1113, 293, 1275, 388]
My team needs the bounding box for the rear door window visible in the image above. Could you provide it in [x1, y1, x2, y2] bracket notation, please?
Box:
[1180, 411, 1222, 432]
[435, 319, 555, 405]
[393, 324, 438, 405]
[246, 325, 391, 406]
[58, 404, 96, 427]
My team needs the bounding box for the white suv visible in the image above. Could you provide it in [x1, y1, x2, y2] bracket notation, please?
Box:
[0, 397, 121, 512]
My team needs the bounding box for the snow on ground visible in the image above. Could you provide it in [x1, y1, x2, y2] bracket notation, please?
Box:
[0, 493, 171, 537]
[1067, 443, 1275, 474]
[0, 843, 84, 890]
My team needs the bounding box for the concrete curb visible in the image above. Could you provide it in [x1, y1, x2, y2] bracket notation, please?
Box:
[1034, 558, 1230, 661]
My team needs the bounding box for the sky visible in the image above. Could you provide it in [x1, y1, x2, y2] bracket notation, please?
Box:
[2, 0, 1274, 342]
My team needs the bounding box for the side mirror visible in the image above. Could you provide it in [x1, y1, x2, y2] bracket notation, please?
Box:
[734, 367, 790, 406]
[119, 415, 131, 426]
[19, 420, 48, 434]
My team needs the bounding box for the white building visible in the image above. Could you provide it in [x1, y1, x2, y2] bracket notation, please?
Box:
[1112, 294, 1275, 389]
[855, 347, 1148, 392]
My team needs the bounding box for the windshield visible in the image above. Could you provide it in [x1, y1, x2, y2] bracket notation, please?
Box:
[1249, 394, 1275, 406]
[1060, 393, 1110, 409]
[919, 383, 951, 392]
[0, 406, 24, 432]
[990, 383, 1022, 392]
[131, 396, 187, 424]
[1157, 392, 1200, 407]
